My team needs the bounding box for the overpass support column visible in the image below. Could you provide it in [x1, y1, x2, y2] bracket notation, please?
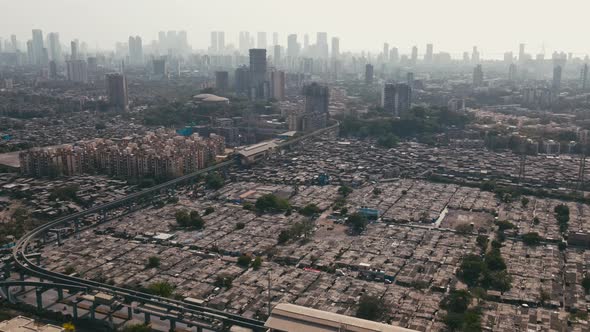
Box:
[127, 306, 132, 319]
[57, 287, 63, 301]
[72, 302, 78, 320]
[169, 318, 176, 331]
[35, 287, 43, 310]
[90, 304, 96, 320]
[144, 312, 151, 324]
[196, 326, 203, 332]
[19, 271, 25, 291]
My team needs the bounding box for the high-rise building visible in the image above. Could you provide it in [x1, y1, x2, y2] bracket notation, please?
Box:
[249, 49, 268, 99]
[473, 64, 484, 87]
[31, 29, 44, 65]
[407, 72, 414, 88]
[257, 32, 267, 50]
[331, 37, 340, 59]
[383, 43, 389, 62]
[294, 82, 330, 132]
[128, 36, 143, 65]
[271, 70, 286, 101]
[382, 83, 412, 117]
[218, 31, 225, 52]
[210, 31, 218, 53]
[581, 64, 589, 91]
[287, 34, 300, 58]
[273, 45, 281, 65]
[272, 32, 279, 46]
[153, 58, 167, 77]
[508, 63, 517, 82]
[70, 40, 78, 60]
[411, 46, 418, 65]
[425, 44, 433, 63]
[472, 46, 480, 64]
[106, 73, 128, 111]
[316, 32, 329, 58]
[234, 65, 250, 94]
[49, 60, 58, 79]
[47, 32, 61, 63]
[519, 43, 526, 63]
[503, 52, 514, 64]
[552, 65, 562, 92]
[365, 64, 374, 84]
[215, 71, 229, 93]
[389, 48, 399, 63]
[303, 34, 309, 50]
[11, 35, 18, 51]
[66, 59, 88, 83]
[239, 31, 250, 54]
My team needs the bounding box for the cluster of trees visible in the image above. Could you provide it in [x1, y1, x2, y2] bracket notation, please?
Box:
[554, 204, 570, 233]
[299, 203, 321, 217]
[278, 220, 314, 244]
[237, 254, 263, 270]
[356, 295, 385, 321]
[255, 194, 291, 213]
[49, 185, 81, 203]
[146, 256, 160, 269]
[146, 281, 176, 298]
[205, 173, 224, 190]
[339, 107, 471, 144]
[457, 250, 512, 292]
[441, 290, 482, 331]
[346, 213, 368, 235]
[175, 209, 205, 229]
[214, 274, 233, 289]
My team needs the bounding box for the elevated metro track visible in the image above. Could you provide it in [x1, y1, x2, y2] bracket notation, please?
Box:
[10, 123, 339, 331]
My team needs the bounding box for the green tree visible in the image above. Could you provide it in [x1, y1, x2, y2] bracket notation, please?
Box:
[146, 256, 160, 269]
[235, 222, 246, 230]
[255, 194, 291, 213]
[204, 206, 215, 215]
[189, 210, 205, 229]
[205, 173, 224, 190]
[147, 281, 175, 298]
[338, 185, 353, 197]
[356, 295, 385, 321]
[457, 254, 484, 287]
[346, 213, 368, 234]
[300, 203, 321, 217]
[277, 230, 291, 244]
[175, 210, 190, 227]
[237, 254, 252, 267]
[252, 256, 262, 270]
[522, 232, 542, 246]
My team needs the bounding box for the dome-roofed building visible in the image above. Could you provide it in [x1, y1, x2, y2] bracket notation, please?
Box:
[193, 93, 229, 104]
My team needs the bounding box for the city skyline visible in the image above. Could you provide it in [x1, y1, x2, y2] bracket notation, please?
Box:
[3, 0, 590, 56]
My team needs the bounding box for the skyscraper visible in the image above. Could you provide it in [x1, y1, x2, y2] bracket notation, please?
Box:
[473, 64, 484, 87]
[303, 34, 309, 50]
[382, 83, 412, 117]
[70, 40, 78, 60]
[239, 31, 250, 54]
[295, 82, 330, 132]
[215, 71, 229, 93]
[552, 65, 562, 92]
[128, 36, 143, 65]
[31, 29, 44, 65]
[425, 44, 433, 63]
[234, 65, 250, 94]
[316, 32, 329, 58]
[152, 58, 167, 77]
[249, 49, 268, 99]
[389, 48, 399, 63]
[411, 46, 418, 65]
[508, 63, 517, 82]
[273, 45, 281, 64]
[472, 46, 480, 64]
[66, 60, 88, 83]
[383, 43, 389, 62]
[271, 70, 286, 101]
[210, 31, 218, 53]
[287, 34, 300, 58]
[257, 32, 267, 50]
[519, 43, 526, 63]
[581, 64, 589, 91]
[331, 37, 340, 59]
[47, 32, 61, 63]
[106, 73, 129, 111]
[365, 64, 374, 84]
[218, 31, 225, 52]
[272, 32, 279, 46]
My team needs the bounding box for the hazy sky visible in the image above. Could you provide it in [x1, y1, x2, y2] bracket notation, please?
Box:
[2, 0, 590, 57]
